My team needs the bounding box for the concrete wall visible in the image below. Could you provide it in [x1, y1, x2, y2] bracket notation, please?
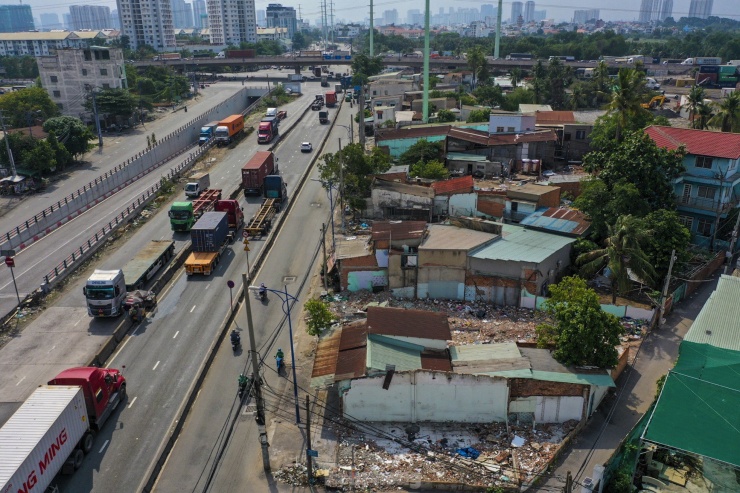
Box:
[347, 269, 387, 291]
[371, 188, 432, 218]
[434, 193, 477, 217]
[342, 371, 509, 422]
[488, 114, 536, 133]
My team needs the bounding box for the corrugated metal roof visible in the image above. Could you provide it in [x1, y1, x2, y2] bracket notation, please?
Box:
[333, 322, 369, 382]
[530, 370, 615, 387]
[431, 175, 474, 195]
[446, 152, 491, 162]
[535, 111, 577, 124]
[507, 183, 560, 199]
[367, 306, 451, 341]
[519, 207, 591, 236]
[420, 224, 497, 251]
[421, 350, 452, 371]
[371, 221, 426, 241]
[367, 334, 423, 371]
[646, 125, 740, 160]
[372, 178, 435, 198]
[450, 342, 521, 361]
[470, 224, 575, 263]
[310, 327, 342, 387]
[520, 104, 553, 113]
[339, 322, 368, 350]
[335, 236, 372, 260]
[683, 275, 740, 351]
[448, 127, 558, 146]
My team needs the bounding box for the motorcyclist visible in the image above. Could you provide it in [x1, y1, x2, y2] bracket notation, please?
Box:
[276, 348, 284, 361]
[259, 283, 267, 295]
[230, 329, 241, 345]
[238, 373, 248, 388]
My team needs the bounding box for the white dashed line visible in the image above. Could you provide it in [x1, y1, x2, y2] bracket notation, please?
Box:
[152, 361, 160, 371]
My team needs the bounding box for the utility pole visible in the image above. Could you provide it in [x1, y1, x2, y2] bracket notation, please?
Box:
[494, 0, 502, 59]
[241, 273, 271, 472]
[358, 84, 365, 149]
[658, 249, 677, 329]
[0, 111, 17, 177]
[90, 90, 103, 149]
[724, 210, 740, 274]
[321, 223, 328, 291]
[338, 137, 344, 232]
[564, 471, 573, 493]
[422, 0, 430, 122]
[305, 395, 314, 483]
[369, 0, 374, 56]
[330, 1, 335, 47]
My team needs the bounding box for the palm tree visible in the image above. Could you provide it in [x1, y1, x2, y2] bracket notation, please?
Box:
[466, 46, 487, 90]
[695, 102, 714, 130]
[684, 85, 705, 129]
[576, 215, 656, 304]
[510, 67, 522, 87]
[712, 91, 740, 132]
[606, 69, 648, 142]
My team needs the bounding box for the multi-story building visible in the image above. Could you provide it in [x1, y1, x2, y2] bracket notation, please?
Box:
[406, 9, 422, 26]
[39, 13, 61, 30]
[110, 10, 121, 29]
[639, 0, 673, 23]
[510, 1, 522, 24]
[381, 9, 398, 26]
[207, 0, 256, 45]
[70, 6, 112, 30]
[645, 126, 740, 251]
[524, 1, 535, 23]
[116, 0, 176, 50]
[658, 0, 673, 21]
[256, 9, 265, 27]
[0, 4, 34, 33]
[638, 0, 653, 23]
[256, 27, 287, 41]
[37, 47, 127, 118]
[265, 4, 296, 39]
[172, 0, 194, 28]
[573, 9, 599, 24]
[193, 0, 206, 28]
[688, 0, 712, 19]
[0, 31, 107, 56]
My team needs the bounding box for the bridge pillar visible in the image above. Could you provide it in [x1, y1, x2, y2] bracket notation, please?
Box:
[295, 65, 301, 74]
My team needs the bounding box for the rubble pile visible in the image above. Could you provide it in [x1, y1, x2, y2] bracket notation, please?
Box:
[318, 421, 570, 490]
[274, 462, 309, 486]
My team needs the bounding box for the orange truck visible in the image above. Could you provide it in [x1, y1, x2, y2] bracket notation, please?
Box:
[215, 114, 244, 145]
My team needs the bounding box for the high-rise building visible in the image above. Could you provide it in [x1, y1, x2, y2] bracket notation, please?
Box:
[381, 9, 398, 26]
[407, 9, 422, 25]
[172, 0, 194, 28]
[256, 9, 265, 27]
[534, 10, 546, 21]
[638, 0, 653, 23]
[688, 0, 712, 19]
[0, 5, 34, 33]
[70, 6, 112, 30]
[266, 4, 296, 39]
[193, 0, 206, 28]
[110, 10, 121, 28]
[207, 0, 256, 46]
[480, 4, 495, 18]
[510, 2, 522, 24]
[116, 0, 176, 50]
[524, 1, 535, 22]
[658, 0, 673, 21]
[39, 13, 61, 30]
[641, 0, 674, 22]
[63, 13, 72, 29]
[573, 9, 599, 24]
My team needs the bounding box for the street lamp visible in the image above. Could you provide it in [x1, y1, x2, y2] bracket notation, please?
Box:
[85, 84, 104, 149]
[248, 283, 301, 424]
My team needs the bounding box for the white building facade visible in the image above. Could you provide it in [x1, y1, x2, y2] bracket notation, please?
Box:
[116, 0, 176, 50]
[206, 0, 256, 45]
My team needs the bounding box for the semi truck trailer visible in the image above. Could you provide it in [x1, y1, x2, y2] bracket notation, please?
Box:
[169, 188, 222, 231]
[184, 211, 231, 276]
[242, 151, 277, 196]
[215, 114, 245, 145]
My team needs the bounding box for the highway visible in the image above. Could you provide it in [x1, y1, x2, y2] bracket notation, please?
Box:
[35, 83, 337, 492]
[151, 97, 355, 493]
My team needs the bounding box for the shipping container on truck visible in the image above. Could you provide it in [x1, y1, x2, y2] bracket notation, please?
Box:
[242, 151, 277, 195]
[0, 367, 125, 493]
[215, 114, 245, 145]
[321, 75, 329, 87]
[198, 120, 221, 145]
[257, 117, 279, 144]
[84, 240, 174, 316]
[682, 57, 723, 65]
[300, 50, 322, 57]
[214, 199, 244, 232]
[325, 91, 337, 107]
[264, 175, 287, 206]
[185, 211, 231, 276]
[169, 189, 222, 231]
[225, 49, 256, 58]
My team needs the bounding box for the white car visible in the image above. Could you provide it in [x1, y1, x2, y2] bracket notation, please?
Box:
[301, 142, 313, 152]
[542, 169, 556, 177]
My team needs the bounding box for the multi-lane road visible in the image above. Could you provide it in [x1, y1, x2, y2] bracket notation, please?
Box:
[0, 74, 344, 491]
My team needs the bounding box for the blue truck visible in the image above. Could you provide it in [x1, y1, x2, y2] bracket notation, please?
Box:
[198, 121, 220, 146]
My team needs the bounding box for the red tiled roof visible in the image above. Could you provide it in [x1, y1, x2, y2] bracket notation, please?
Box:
[340, 254, 378, 268]
[431, 175, 474, 195]
[535, 111, 576, 125]
[372, 221, 427, 241]
[645, 126, 740, 159]
[367, 306, 451, 341]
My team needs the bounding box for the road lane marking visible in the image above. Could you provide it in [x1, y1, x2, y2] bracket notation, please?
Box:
[46, 345, 56, 353]
[16, 376, 25, 386]
[173, 331, 179, 339]
[205, 284, 210, 289]
[190, 305, 196, 312]
[152, 360, 160, 370]
[99, 440, 110, 453]
[127, 396, 137, 408]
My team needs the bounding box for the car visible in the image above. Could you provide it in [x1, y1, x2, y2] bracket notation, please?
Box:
[542, 169, 556, 177]
[301, 142, 313, 152]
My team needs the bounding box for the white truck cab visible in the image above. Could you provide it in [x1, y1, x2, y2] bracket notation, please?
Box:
[83, 270, 126, 317]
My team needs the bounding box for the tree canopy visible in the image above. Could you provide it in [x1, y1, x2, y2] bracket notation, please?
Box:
[399, 139, 444, 166]
[410, 160, 449, 179]
[0, 88, 60, 128]
[42, 116, 94, 159]
[536, 276, 623, 368]
[318, 143, 390, 209]
[85, 88, 138, 120]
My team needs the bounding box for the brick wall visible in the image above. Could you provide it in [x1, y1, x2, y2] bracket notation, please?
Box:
[510, 378, 585, 397]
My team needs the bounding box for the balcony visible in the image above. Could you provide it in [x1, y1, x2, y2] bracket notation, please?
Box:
[678, 196, 734, 214]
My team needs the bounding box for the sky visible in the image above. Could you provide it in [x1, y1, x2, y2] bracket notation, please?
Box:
[26, 0, 739, 28]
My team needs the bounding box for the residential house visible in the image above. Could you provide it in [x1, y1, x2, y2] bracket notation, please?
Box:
[468, 224, 575, 304]
[488, 111, 537, 134]
[534, 111, 593, 162]
[0, 31, 108, 56]
[504, 183, 561, 223]
[416, 224, 497, 300]
[518, 207, 591, 237]
[333, 235, 378, 292]
[372, 105, 397, 128]
[372, 220, 426, 296]
[367, 78, 414, 99]
[432, 175, 476, 218]
[446, 152, 505, 178]
[645, 126, 740, 251]
[370, 177, 435, 220]
[640, 275, 740, 490]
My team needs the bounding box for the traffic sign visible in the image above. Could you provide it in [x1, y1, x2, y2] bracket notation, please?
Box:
[0, 249, 15, 257]
[243, 245, 250, 252]
[242, 230, 250, 239]
[227, 280, 235, 289]
[5, 257, 14, 268]
[306, 449, 318, 457]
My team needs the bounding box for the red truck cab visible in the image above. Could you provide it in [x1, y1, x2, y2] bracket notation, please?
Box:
[48, 367, 126, 431]
[215, 199, 245, 232]
[257, 117, 279, 144]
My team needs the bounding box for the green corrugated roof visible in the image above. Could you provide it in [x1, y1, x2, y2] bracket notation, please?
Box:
[530, 370, 615, 387]
[367, 335, 423, 371]
[643, 341, 740, 467]
[683, 275, 740, 351]
[470, 224, 575, 263]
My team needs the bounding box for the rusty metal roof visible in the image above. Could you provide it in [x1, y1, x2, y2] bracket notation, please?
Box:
[311, 328, 342, 379]
[371, 221, 427, 241]
[447, 127, 557, 146]
[367, 306, 451, 341]
[421, 350, 453, 371]
[519, 207, 592, 237]
[339, 321, 368, 351]
[535, 111, 577, 125]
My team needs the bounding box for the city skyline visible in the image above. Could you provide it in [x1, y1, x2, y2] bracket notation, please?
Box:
[16, 0, 739, 31]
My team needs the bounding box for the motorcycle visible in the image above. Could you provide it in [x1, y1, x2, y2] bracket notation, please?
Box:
[230, 332, 241, 352]
[275, 353, 284, 372]
[259, 288, 267, 302]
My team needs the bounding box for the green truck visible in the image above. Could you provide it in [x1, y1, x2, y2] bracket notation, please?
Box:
[169, 189, 222, 231]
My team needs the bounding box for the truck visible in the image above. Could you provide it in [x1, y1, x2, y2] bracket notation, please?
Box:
[289, 73, 303, 82]
[83, 240, 175, 316]
[325, 91, 337, 107]
[264, 175, 288, 206]
[185, 172, 210, 198]
[257, 117, 279, 144]
[154, 53, 181, 61]
[341, 75, 353, 89]
[311, 98, 323, 111]
[321, 75, 329, 87]
[184, 211, 231, 276]
[214, 199, 244, 233]
[242, 151, 277, 195]
[319, 110, 329, 124]
[276, 110, 287, 121]
[300, 50, 322, 57]
[313, 67, 322, 77]
[225, 49, 256, 58]
[198, 120, 220, 146]
[244, 199, 278, 237]
[265, 107, 278, 118]
[334, 83, 343, 93]
[170, 189, 222, 231]
[215, 114, 245, 146]
[0, 367, 126, 493]
[682, 57, 722, 66]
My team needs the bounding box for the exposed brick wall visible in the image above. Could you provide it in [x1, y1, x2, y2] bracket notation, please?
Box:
[539, 188, 561, 209]
[477, 192, 505, 218]
[554, 180, 583, 199]
[510, 378, 585, 397]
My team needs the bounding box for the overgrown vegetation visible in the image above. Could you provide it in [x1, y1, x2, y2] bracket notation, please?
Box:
[304, 299, 334, 336]
[318, 143, 391, 210]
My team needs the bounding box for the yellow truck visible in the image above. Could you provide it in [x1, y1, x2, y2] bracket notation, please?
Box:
[184, 211, 232, 276]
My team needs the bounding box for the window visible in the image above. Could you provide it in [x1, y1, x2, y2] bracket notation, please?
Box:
[52, 90, 60, 97]
[563, 132, 571, 141]
[496, 126, 504, 132]
[696, 218, 713, 236]
[678, 216, 693, 230]
[695, 155, 713, 169]
[697, 186, 716, 200]
[100, 68, 108, 76]
[102, 83, 110, 89]
[576, 130, 587, 139]
[50, 75, 58, 83]
[81, 68, 87, 76]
